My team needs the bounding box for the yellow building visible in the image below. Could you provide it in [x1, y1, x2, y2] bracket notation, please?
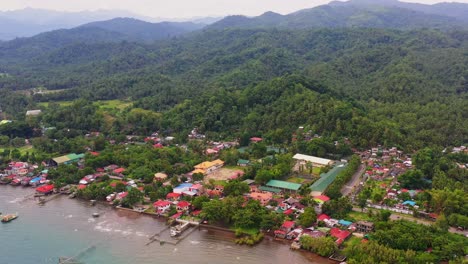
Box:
[193, 159, 224, 175]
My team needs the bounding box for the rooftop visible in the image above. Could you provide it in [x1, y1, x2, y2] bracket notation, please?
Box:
[266, 180, 302, 191]
[293, 153, 333, 166]
[309, 163, 348, 192]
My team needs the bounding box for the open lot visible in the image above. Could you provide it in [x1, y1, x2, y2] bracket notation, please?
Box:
[204, 168, 241, 184]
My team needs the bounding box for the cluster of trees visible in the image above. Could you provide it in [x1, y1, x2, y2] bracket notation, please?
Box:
[371, 220, 466, 262]
[201, 196, 285, 231]
[325, 155, 360, 199]
[299, 236, 337, 257]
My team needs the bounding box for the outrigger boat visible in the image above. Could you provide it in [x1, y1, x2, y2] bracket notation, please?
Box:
[2, 213, 18, 223]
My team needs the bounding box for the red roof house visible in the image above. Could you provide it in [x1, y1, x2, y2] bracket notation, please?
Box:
[176, 201, 191, 211]
[250, 137, 263, 143]
[317, 213, 331, 222]
[313, 195, 330, 203]
[166, 192, 181, 200]
[330, 227, 351, 245]
[153, 200, 171, 214]
[113, 168, 126, 174]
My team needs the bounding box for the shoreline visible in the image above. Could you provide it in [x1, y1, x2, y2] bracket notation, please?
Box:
[2, 185, 335, 263]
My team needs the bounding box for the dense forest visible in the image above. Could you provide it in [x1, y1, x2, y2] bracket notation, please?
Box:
[0, 27, 466, 151]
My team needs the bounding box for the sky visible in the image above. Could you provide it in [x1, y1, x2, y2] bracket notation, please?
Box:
[0, 0, 467, 18]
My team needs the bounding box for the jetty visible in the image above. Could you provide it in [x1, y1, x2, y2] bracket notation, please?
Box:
[146, 219, 200, 246]
[37, 193, 60, 205]
[59, 245, 96, 264]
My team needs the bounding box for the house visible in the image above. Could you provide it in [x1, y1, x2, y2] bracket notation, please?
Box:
[356, 221, 374, 233]
[113, 168, 126, 175]
[26, 110, 42, 116]
[5, 162, 29, 175]
[154, 173, 168, 181]
[284, 197, 299, 205]
[274, 221, 295, 238]
[206, 149, 219, 155]
[176, 201, 191, 211]
[278, 202, 289, 211]
[313, 195, 330, 204]
[250, 137, 263, 143]
[338, 220, 353, 227]
[249, 192, 272, 206]
[317, 214, 330, 222]
[166, 192, 181, 201]
[330, 227, 351, 245]
[293, 153, 334, 168]
[193, 159, 224, 175]
[173, 183, 193, 194]
[189, 183, 204, 194]
[104, 164, 119, 172]
[237, 159, 250, 167]
[153, 200, 171, 214]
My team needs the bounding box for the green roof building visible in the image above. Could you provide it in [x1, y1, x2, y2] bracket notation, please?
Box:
[265, 180, 302, 193]
[51, 153, 84, 166]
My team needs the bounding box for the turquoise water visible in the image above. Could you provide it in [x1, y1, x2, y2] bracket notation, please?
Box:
[0, 186, 332, 264]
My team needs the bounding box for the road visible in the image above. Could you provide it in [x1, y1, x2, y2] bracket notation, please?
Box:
[341, 163, 366, 197]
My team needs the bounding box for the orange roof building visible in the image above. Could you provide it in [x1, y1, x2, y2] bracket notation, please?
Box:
[193, 159, 224, 175]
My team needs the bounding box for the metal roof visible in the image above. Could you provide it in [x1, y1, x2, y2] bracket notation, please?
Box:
[293, 154, 333, 166]
[266, 180, 302, 191]
[309, 163, 348, 192]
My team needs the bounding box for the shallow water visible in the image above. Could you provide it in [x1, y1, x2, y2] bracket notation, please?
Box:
[0, 185, 332, 264]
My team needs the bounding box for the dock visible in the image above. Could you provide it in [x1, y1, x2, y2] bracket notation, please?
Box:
[37, 193, 60, 205]
[146, 219, 200, 246]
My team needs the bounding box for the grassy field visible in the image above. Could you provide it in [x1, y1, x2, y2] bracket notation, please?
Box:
[287, 177, 307, 184]
[38, 99, 132, 110]
[96, 100, 132, 110]
[348, 211, 373, 222]
[0, 145, 35, 155]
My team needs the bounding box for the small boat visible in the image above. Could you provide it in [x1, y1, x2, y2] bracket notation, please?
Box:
[69, 192, 76, 199]
[10, 177, 21, 186]
[21, 177, 32, 186]
[58, 257, 83, 264]
[92, 213, 100, 218]
[2, 213, 18, 223]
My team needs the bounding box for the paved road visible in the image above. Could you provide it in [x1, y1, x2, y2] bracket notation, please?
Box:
[341, 163, 366, 197]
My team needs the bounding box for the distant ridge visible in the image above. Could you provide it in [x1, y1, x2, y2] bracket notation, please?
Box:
[209, 0, 468, 30]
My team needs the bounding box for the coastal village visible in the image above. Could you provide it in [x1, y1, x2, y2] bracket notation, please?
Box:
[1, 124, 466, 262]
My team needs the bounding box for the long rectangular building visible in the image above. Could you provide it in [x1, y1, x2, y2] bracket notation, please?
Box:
[293, 153, 334, 167]
[265, 180, 302, 193]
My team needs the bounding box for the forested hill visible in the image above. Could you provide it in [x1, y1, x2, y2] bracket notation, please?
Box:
[79, 18, 205, 42]
[209, 0, 467, 30]
[0, 18, 205, 62]
[0, 27, 466, 150]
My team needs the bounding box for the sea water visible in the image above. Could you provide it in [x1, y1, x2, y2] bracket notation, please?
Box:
[0, 186, 331, 264]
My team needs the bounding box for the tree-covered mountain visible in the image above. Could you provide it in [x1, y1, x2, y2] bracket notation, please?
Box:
[0, 8, 157, 40]
[79, 18, 205, 42]
[208, 0, 467, 30]
[0, 27, 466, 150]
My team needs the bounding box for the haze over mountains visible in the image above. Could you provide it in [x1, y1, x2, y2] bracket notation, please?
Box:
[0, 8, 221, 40]
[209, 0, 468, 30]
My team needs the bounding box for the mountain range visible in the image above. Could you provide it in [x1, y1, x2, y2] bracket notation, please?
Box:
[0, 8, 220, 40]
[209, 0, 468, 30]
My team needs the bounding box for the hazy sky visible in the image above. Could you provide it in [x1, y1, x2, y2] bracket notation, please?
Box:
[0, 0, 467, 18]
